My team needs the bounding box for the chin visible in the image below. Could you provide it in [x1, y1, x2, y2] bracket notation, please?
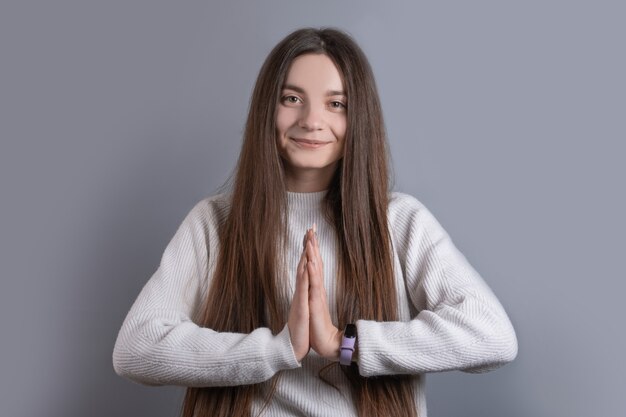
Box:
[281, 156, 323, 168]
[296, 156, 333, 166]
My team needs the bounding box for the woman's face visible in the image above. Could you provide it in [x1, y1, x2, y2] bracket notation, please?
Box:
[276, 53, 347, 192]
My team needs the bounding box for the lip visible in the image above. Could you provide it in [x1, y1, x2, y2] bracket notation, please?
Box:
[291, 137, 331, 148]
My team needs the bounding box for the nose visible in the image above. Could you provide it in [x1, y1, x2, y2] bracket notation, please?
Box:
[298, 103, 324, 131]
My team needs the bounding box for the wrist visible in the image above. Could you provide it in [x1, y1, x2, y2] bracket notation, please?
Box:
[334, 328, 343, 361]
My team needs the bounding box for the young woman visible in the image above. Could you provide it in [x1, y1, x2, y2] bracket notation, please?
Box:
[113, 28, 518, 417]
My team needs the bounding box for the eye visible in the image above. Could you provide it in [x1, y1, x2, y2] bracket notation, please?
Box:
[281, 95, 302, 105]
[329, 101, 346, 110]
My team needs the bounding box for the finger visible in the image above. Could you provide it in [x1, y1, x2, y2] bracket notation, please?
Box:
[302, 258, 310, 283]
[312, 224, 318, 246]
[304, 227, 321, 266]
[306, 232, 322, 262]
[292, 249, 309, 318]
[307, 248, 324, 292]
[295, 246, 309, 289]
[305, 228, 325, 286]
[298, 265, 309, 304]
[297, 244, 307, 275]
[304, 227, 314, 248]
[307, 262, 328, 316]
[312, 230, 321, 263]
[305, 239, 320, 276]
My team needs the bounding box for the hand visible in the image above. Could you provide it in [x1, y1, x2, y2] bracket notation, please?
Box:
[287, 237, 310, 362]
[305, 226, 342, 361]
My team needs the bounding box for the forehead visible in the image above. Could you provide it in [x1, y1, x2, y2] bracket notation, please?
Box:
[284, 53, 344, 92]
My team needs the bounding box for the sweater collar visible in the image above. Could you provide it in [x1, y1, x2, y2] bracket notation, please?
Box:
[286, 190, 327, 210]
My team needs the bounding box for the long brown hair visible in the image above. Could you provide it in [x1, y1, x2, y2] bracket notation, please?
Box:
[181, 27, 417, 417]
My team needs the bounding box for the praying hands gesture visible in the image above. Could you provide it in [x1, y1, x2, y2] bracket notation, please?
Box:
[288, 224, 342, 362]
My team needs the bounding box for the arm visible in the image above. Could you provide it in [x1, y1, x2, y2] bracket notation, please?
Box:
[355, 195, 518, 377]
[112, 199, 300, 387]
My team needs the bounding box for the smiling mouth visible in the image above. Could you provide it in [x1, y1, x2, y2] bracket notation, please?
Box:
[290, 138, 330, 149]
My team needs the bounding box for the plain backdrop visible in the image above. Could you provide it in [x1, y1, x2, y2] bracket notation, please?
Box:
[1, 1, 624, 416]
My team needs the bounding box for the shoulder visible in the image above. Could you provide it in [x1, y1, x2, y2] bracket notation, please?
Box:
[389, 191, 426, 214]
[178, 193, 232, 235]
[188, 193, 231, 219]
[387, 191, 448, 245]
[388, 191, 432, 228]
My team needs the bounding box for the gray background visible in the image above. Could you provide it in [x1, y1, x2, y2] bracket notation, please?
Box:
[1, 1, 624, 416]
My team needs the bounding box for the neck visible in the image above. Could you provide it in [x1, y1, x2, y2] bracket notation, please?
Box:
[284, 163, 338, 192]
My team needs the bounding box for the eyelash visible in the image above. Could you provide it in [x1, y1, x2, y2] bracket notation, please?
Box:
[280, 95, 347, 110]
[283, 95, 301, 104]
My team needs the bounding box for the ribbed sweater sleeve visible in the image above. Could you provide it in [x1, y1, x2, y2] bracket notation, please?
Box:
[356, 193, 518, 377]
[112, 198, 301, 387]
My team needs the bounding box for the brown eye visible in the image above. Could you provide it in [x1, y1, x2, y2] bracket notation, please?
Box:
[330, 101, 346, 109]
[282, 95, 301, 104]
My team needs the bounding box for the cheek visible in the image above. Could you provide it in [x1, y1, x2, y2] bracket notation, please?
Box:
[334, 116, 347, 140]
[275, 107, 296, 136]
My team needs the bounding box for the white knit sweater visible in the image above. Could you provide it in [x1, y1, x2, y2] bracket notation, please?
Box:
[112, 190, 518, 416]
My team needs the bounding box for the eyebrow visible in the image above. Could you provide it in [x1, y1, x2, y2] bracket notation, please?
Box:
[282, 84, 346, 97]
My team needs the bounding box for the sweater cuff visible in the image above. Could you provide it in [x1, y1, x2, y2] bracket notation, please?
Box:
[354, 319, 406, 377]
[270, 323, 302, 371]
